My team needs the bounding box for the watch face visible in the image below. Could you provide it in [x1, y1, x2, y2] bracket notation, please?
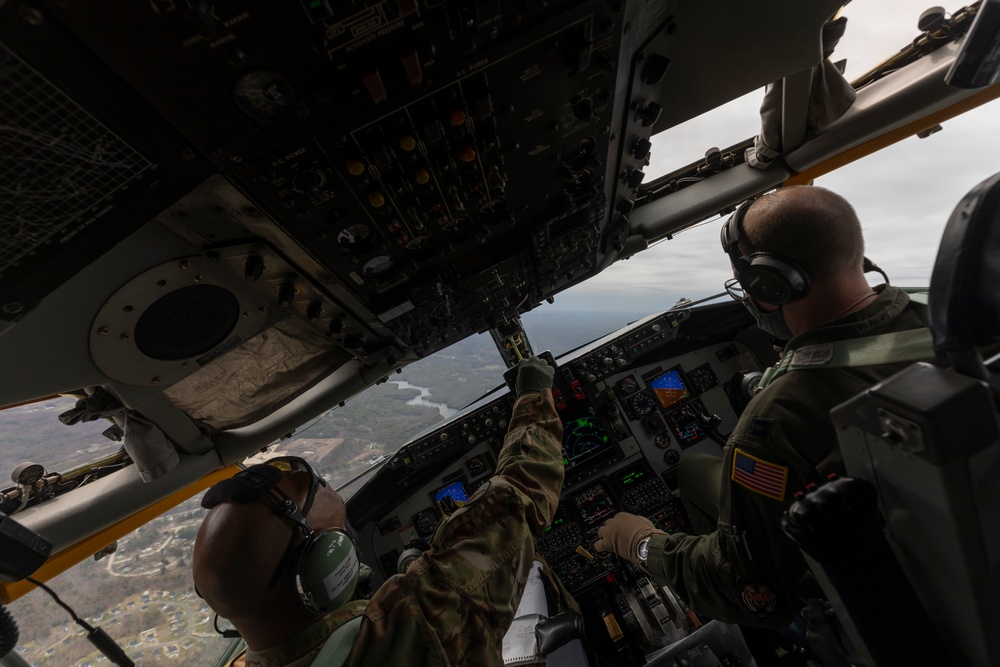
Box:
[638, 538, 650, 561]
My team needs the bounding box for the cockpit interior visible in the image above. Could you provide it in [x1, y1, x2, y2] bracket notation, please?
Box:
[1, 0, 999, 665]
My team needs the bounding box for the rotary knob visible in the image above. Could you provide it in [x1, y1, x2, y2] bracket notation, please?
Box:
[306, 301, 323, 321]
[292, 170, 325, 193]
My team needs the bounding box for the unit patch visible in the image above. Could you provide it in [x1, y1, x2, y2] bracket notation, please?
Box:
[731, 448, 788, 501]
[739, 580, 777, 618]
[748, 417, 774, 438]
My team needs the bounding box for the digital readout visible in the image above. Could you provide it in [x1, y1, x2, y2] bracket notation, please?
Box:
[617, 469, 646, 486]
[573, 483, 616, 525]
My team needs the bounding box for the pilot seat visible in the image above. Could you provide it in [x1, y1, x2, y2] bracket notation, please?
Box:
[782, 170, 1000, 666]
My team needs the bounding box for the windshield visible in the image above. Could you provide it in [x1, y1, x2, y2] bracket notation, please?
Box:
[0, 397, 119, 479]
[7, 496, 234, 666]
[517, 95, 1000, 318]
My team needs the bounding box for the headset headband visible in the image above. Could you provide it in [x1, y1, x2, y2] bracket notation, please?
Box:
[201, 456, 360, 620]
[721, 200, 749, 256]
[202, 457, 330, 588]
[720, 198, 811, 305]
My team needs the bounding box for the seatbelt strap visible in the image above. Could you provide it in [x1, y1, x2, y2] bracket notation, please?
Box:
[312, 615, 364, 666]
[760, 328, 934, 389]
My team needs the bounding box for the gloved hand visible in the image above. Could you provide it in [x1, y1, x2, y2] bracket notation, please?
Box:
[594, 513, 659, 565]
[514, 356, 555, 397]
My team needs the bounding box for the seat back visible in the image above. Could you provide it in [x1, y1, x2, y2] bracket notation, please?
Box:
[928, 171, 1000, 374]
[823, 171, 1000, 666]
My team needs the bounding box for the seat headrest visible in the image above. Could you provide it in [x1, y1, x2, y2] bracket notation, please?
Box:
[929, 171, 1000, 354]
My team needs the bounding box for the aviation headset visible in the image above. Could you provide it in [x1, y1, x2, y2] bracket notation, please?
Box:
[201, 456, 360, 616]
[720, 199, 811, 305]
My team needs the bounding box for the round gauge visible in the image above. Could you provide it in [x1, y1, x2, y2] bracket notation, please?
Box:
[562, 135, 597, 169]
[233, 70, 295, 122]
[411, 508, 440, 538]
[362, 254, 395, 277]
[688, 365, 719, 393]
[336, 223, 375, 252]
[630, 392, 657, 417]
[663, 449, 680, 467]
[617, 376, 640, 396]
[404, 235, 435, 259]
[479, 197, 510, 225]
[439, 214, 473, 236]
[654, 432, 672, 449]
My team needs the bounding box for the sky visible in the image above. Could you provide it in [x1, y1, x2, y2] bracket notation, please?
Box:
[535, 1, 1000, 314]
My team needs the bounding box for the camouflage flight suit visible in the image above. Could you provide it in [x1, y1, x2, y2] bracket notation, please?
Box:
[231, 388, 566, 666]
[645, 286, 927, 629]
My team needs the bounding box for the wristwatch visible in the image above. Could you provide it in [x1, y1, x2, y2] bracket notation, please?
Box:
[637, 537, 651, 567]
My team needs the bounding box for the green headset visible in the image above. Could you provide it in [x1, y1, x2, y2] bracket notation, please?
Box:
[720, 199, 811, 305]
[201, 456, 360, 616]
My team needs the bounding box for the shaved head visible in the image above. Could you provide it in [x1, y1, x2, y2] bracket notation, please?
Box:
[742, 186, 865, 281]
[192, 469, 347, 644]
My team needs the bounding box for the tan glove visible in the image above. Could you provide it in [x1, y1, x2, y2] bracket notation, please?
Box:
[593, 513, 661, 565]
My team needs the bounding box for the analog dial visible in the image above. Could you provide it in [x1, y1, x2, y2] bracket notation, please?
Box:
[663, 449, 680, 467]
[617, 376, 640, 395]
[630, 392, 656, 417]
[233, 70, 295, 122]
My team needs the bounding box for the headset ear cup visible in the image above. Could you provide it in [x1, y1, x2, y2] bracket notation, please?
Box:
[739, 253, 810, 305]
[294, 530, 360, 614]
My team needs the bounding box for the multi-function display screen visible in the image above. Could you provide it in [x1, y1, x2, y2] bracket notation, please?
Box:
[572, 482, 617, 525]
[650, 368, 690, 409]
[432, 480, 469, 514]
[667, 403, 707, 447]
[561, 405, 616, 477]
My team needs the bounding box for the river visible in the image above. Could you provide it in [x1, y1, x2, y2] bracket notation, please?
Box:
[389, 380, 457, 419]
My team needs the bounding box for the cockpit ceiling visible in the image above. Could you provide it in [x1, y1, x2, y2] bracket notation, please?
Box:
[0, 0, 856, 430]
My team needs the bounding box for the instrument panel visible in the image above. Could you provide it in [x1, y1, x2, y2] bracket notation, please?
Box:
[352, 305, 767, 594]
[0, 0, 650, 365]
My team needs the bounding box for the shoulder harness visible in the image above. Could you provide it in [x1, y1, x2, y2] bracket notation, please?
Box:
[759, 293, 931, 390]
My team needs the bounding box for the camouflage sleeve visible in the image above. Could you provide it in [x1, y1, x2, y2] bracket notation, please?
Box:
[493, 389, 566, 532]
[348, 388, 565, 666]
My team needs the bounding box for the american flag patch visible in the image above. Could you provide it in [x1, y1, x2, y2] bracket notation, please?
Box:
[731, 448, 788, 501]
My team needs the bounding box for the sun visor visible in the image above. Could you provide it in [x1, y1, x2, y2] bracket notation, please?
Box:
[746, 18, 857, 168]
[164, 317, 352, 432]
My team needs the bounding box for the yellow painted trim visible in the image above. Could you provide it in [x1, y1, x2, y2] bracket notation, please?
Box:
[0, 465, 240, 604]
[784, 83, 1000, 187]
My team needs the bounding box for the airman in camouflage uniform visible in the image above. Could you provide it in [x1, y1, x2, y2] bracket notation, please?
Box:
[196, 356, 566, 666]
[595, 187, 929, 629]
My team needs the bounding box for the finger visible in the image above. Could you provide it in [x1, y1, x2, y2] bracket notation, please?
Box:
[593, 536, 608, 552]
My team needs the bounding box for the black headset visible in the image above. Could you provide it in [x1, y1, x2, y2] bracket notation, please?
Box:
[201, 458, 360, 616]
[720, 199, 811, 305]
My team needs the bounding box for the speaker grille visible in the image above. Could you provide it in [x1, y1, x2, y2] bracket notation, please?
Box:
[135, 285, 240, 360]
